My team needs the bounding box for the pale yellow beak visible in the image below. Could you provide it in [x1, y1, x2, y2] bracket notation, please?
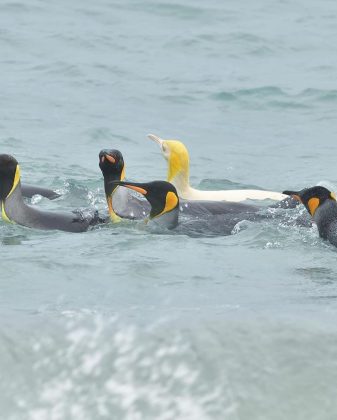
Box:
[148, 133, 164, 148]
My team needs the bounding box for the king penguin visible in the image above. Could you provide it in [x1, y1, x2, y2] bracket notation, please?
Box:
[283, 186, 337, 247]
[148, 133, 287, 202]
[110, 180, 180, 229]
[0, 154, 101, 232]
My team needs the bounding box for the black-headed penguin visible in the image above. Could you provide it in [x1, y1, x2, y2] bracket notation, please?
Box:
[0, 154, 100, 232]
[111, 180, 179, 229]
[283, 186, 337, 247]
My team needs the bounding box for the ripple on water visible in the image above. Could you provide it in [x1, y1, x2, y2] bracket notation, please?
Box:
[295, 267, 337, 283]
[212, 86, 337, 111]
[86, 128, 137, 144]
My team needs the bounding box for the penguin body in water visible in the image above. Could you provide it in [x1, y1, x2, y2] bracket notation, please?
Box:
[115, 180, 180, 230]
[0, 154, 101, 232]
[283, 186, 337, 247]
[148, 134, 287, 202]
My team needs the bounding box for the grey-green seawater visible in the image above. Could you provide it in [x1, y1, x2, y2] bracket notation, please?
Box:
[2, 0, 337, 418]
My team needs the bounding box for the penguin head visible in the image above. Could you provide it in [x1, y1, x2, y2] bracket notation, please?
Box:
[148, 134, 190, 182]
[0, 154, 21, 200]
[283, 186, 336, 217]
[99, 149, 125, 194]
[112, 180, 179, 229]
[99, 149, 125, 180]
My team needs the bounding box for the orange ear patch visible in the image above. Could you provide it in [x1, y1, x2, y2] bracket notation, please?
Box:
[308, 197, 320, 216]
[164, 191, 178, 213]
[153, 191, 179, 219]
[159, 191, 178, 217]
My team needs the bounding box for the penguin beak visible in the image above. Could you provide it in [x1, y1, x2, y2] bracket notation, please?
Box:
[122, 184, 148, 196]
[104, 154, 116, 164]
[148, 134, 164, 148]
[112, 181, 148, 196]
[282, 190, 302, 202]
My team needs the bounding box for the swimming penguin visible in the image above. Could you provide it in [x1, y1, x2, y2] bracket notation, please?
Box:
[283, 186, 337, 247]
[148, 133, 287, 202]
[109, 180, 180, 229]
[0, 154, 100, 232]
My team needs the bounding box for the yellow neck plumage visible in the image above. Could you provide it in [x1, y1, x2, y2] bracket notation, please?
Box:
[1, 164, 20, 223]
[8, 165, 20, 198]
[106, 164, 125, 223]
[1, 202, 11, 222]
[165, 141, 190, 187]
[107, 194, 121, 223]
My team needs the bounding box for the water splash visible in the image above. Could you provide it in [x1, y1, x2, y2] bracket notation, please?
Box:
[7, 314, 235, 420]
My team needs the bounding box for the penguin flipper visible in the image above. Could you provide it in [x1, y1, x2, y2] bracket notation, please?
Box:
[21, 184, 61, 200]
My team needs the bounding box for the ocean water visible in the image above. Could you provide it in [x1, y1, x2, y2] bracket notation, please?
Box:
[2, 0, 337, 418]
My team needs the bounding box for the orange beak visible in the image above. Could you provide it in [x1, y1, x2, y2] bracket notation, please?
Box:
[124, 185, 147, 195]
[291, 194, 301, 202]
[105, 154, 116, 164]
[282, 191, 302, 203]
